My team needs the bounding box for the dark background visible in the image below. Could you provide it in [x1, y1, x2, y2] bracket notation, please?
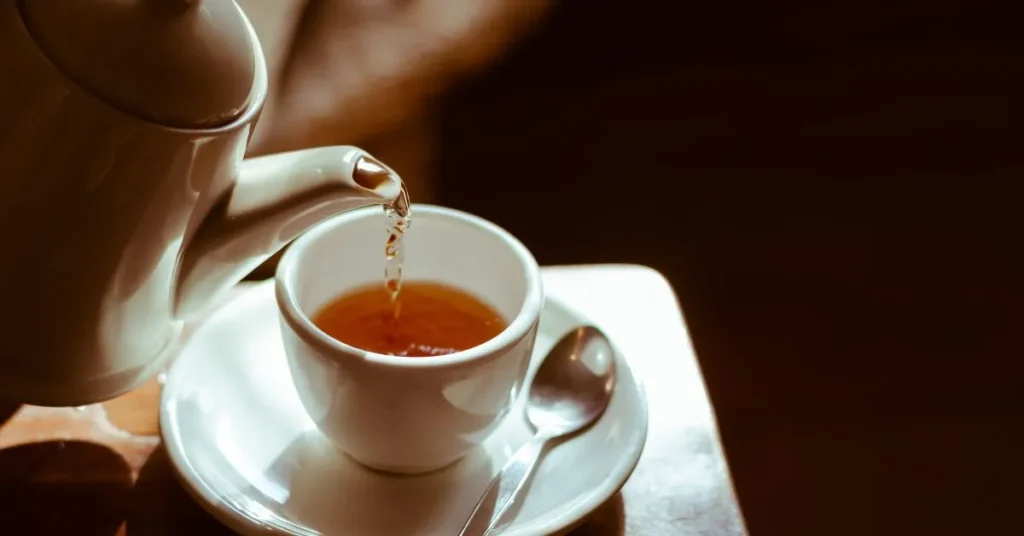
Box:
[433, 1, 1023, 534]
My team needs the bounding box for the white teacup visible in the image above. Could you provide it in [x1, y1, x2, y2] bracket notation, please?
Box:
[275, 204, 544, 474]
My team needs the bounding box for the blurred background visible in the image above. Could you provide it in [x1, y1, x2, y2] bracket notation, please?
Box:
[241, 1, 1022, 534]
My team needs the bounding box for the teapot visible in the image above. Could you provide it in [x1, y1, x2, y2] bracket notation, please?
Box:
[0, 0, 403, 406]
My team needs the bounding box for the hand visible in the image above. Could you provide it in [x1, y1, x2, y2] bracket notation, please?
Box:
[246, 0, 552, 155]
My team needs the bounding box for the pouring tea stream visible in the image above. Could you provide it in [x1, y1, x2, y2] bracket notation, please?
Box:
[0, 0, 403, 406]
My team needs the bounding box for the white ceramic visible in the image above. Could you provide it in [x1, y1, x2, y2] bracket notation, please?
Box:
[276, 205, 544, 474]
[17, 0, 256, 129]
[160, 279, 648, 536]
[0, 0, 402, 406]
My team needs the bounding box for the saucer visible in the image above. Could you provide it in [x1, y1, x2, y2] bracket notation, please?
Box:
[160, 280, 648, 536]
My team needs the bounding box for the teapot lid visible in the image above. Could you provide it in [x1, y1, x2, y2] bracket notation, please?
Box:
[20, 0, 258, 129]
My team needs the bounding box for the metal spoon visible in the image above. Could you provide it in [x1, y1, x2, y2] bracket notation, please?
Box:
[459, 326, 617, 536]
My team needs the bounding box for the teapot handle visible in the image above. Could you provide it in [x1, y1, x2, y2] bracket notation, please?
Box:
[172, 146, 401, 318]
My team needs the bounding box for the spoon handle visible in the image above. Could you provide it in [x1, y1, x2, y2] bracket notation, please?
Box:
[459, 434, 549, 536]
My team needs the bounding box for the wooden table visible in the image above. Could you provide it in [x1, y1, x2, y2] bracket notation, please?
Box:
[0, 265, 746, 535]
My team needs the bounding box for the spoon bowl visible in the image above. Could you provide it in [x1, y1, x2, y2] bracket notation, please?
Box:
[527, 326, 616, 436]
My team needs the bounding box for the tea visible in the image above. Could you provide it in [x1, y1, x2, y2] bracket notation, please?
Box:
[383, 182, 411, 312]
[312, 281, 507, 357]
[313, 174, 506, 357]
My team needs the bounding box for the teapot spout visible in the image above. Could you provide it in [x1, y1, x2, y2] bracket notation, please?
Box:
[173, 146, 401, 318]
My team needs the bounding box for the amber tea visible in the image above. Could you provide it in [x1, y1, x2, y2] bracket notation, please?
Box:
[311, 179, 506, 356]
[312, 281, 507, 357]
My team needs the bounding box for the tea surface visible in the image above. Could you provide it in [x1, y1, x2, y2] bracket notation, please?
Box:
[312, 281, 507, 357]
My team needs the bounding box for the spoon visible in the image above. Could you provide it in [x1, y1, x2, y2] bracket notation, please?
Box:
[459, 326, 617, 536]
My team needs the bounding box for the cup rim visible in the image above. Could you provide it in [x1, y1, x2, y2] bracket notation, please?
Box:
[275, 204, 544, 369]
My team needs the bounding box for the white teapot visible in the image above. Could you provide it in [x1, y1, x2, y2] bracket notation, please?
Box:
[0, 0, 403, 406]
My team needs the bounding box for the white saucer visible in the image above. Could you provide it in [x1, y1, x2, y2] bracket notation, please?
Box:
[160, 280, 648, 536]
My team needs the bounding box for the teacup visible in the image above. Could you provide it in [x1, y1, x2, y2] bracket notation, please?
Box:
[275, 204, 544, 474]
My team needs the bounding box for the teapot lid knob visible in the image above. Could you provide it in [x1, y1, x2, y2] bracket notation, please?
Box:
[20, 0, 258, 129]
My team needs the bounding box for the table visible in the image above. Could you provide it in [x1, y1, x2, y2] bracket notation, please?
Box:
[0, 265, 746, 535]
